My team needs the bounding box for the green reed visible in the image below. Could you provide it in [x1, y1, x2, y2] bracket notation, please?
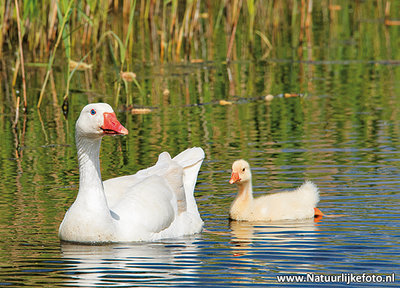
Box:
[1, 0, 399, 111]
[37, 0, 74, 108]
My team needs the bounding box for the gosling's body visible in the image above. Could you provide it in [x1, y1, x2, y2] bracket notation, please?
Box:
[229, 160, 320, 221]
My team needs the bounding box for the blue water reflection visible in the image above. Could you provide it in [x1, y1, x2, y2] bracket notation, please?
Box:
[61, 239, 202, 287]
[1, 42, 400, 287]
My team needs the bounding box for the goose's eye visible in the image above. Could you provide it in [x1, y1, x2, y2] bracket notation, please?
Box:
[90, 109, 96, 115]
[242, 168, 245, 172]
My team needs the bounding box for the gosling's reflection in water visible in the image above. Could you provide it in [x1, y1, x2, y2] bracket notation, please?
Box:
[61, 238, 200, 287]
[229, 219, 319, 257]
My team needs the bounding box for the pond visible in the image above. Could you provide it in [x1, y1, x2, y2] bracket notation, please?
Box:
[1, 3, 400, 287]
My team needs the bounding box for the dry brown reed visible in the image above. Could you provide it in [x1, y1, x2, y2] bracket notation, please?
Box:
[14, 0, 27, 110]
[0, 0, 398, 111]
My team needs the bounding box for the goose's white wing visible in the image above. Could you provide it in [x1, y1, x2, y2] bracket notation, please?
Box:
[103, 152, 173, 208]
[102, 147, 204, 240]
[110, 175, 178, 240]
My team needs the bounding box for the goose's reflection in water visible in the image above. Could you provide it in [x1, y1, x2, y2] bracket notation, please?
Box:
[229, 219, 319, 261]
[61, 237, 201, 287]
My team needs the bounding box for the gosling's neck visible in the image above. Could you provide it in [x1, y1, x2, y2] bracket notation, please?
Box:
[235, 179, 254, 202]
[230, 179, 254, 220]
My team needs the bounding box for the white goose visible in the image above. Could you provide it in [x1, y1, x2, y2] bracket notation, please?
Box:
[229, 159, 324, 221]
[59, 103, 204, 243]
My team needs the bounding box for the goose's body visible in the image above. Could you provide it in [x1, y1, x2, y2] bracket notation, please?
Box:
[59, 103, 204, 243]
[229, 160, 321, 221]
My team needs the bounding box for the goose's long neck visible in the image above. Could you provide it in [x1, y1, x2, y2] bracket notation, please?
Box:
[75, 134, 108, 209]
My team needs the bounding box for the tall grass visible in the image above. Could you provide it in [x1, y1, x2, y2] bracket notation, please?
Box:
[37, 0, 74, 108]
[14, 0, 26, 111]
[0, 0, 399, 110]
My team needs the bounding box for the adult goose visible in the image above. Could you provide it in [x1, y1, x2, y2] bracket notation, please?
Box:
[59, 103, 204, 243]
[229, 159, 323, 221]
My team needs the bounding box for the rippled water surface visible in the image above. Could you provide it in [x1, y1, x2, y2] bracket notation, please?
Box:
[1, 64, 399, 286]
[1, 8, 400, 287]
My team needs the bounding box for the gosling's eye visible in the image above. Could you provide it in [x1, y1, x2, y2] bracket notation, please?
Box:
[90, 109, 96, 115]
[242, 168, 245, 172]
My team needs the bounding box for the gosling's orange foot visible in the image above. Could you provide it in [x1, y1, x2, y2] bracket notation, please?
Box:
[314, 207, 324, 217]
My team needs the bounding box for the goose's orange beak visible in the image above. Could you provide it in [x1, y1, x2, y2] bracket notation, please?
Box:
[229, 172, 241, 184]
[101, 112, 129, 135]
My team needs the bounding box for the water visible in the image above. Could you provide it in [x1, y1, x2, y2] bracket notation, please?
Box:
[1, 8, 400, 287]
[1, 65, 399, 286]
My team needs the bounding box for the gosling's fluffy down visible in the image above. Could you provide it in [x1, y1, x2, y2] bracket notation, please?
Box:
[229, 159, 320, 221]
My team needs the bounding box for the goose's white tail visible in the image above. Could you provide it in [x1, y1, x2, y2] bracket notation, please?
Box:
[173, 147, 205, 215]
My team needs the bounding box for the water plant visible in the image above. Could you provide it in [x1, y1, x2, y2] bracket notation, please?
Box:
[37, 0, 74, 109]
[0, 0, 398, 113]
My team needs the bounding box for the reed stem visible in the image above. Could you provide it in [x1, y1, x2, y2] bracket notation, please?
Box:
[226, 0, 242, 62]
[37, 0, 74, 109]
[14, 0, 27, 110]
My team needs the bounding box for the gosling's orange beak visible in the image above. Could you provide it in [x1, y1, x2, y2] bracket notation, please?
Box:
[101, 112, 129, 135]
[229, 172, 241, 184]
